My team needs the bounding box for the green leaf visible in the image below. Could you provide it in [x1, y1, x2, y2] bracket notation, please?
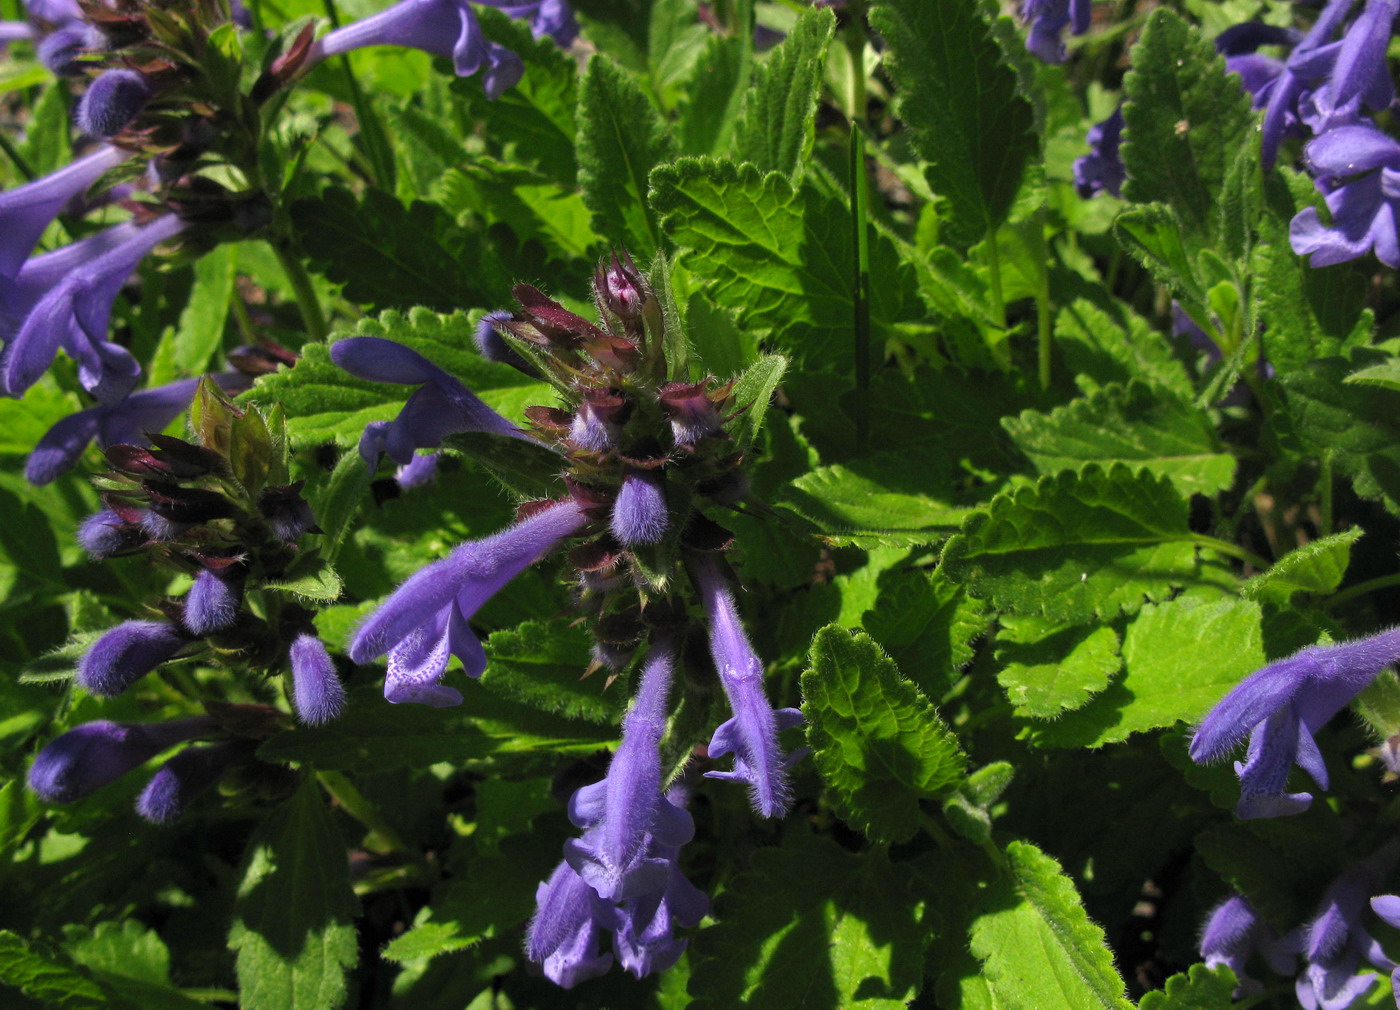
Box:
[676, 31, 752, 157]
[244, 308, 550, 451]
[727, 353, 787, 454]
[0, 778, 43, 855]
[1031, 596, 1264, 748]
[1001, 381, 1237, 495]
[18, 631, 100, 684]
[995, 617, 1120, 719]
[227, 778, 359, 1010]
[0, 931, 112, 1009]
[1054, 297, 1193, 400]
[1242, 528, 1363, 604]
[775, 455, 969, 548]
[481, 620, 627, 724]
[171, 245, 237, 375]
[940, 465, 1199, 623]
[440, 431, 564, 501]
[1137, 964, 1237, 1010]
[312, 450, 371, 566]
[731, 7, 836, 178]
[941, 761, 1014, 845]
[968, 840, 1132, 1010]
[265, 555, 343, 602]
[861, 568, 986, 693]
[576, 55, 675, 251]
[802, 626, 966, 844]
[1345, 358, 1400, 391]
[869, 0, 1037, 246]
[1112, 204, 1207, 310]
[651, 157, 920, 364]
[1120, 9, 1255, 240]
[688, 834, 926, 1010]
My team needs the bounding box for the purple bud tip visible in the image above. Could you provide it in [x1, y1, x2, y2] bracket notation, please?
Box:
[138, 510, 188, 543]
[76, 509, 141, 558]
[395, 451, 440, 490]
[135, 742, 242, 823]
[474, 310, 533, 372]
[183, 568, 242, 635]
[258, 484, 318, 540]
[75, 69, 153, 139]
[611, 471, 668, 547]
[78, 620, 185, 697]
[38, 25, 101, 77]
[289, 633, 347, 725]
[27, 717, 211, 803]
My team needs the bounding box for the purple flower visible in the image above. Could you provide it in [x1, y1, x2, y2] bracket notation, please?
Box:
[564, 637, 692, 902]
[0, 143, 130, 282]
[183, 566, 243, 635]
[76, 507, 142, 557]
[394, 451, 440, 490]
[75, 68, 153, 138]
[0, 21, 38, 44]
[690, 554, 805, 818]
[569, 391, 624, 453]
[610, 803, 708, 979]
[257, 483, 319, 540]
[1368, 895, 1400, 1003]
[307, 0, 524, 98]
[27, 716, 214, 803]
[1073, 106, 1124, 199]
[37, 23, 101, 76]
[1305, 0, 1397, 134]
[1294, 844, 1399, 1010]
[1189, 626, 1400, 818]
[330, 336, 528, 473]
[526, 860, 614, 988]
[610, 470, 668, 547]
[78, 619, 187, 697]
[26, 372, 249, 486]
[478, 0, 578, 46]
[349, 499, 589, 705]
[1200, 894, 1296, 995]
[5, 214, 188, 403]
[136, 740, 247, 823]
[1291, 124, 1400, 267]
[289, 633, 346, 725]
[595, 248, 644, 321]
[1019, 0, 1090, 64]
[474, 309, 533, 373]
[24, 0, 82, 24]
[659, 382, 723, 449]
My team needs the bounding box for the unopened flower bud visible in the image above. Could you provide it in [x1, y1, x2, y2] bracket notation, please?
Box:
[596, 249, 645, 320]
[77, 508, 142, 558]
[570, 391, 626, 453]
[659, 382, 725, 449]
[611, 471, 668, 547]
[475, 309, 534, 373]
[37, 24, 101, 77]
[28, 717, 214, 803]
[289, 633, 346, 725]
[184, 566, 243, 635]
[78, 620, 186, 697]
[136, 741, 246, 823]
[258, 483, 319, 540]
[75, 69, 153, 138]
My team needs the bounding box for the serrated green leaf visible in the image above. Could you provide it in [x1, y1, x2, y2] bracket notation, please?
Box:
[0, 931, 112, 1009]
[1002, 381, 1236, 495]
[940, 464, 1199, 623]
[727, 353, 787, 454]
[802, 626, 966, 844]
[228, 778, 359, 1010]
[481, 620, 626, 724]
[861, 568, 986, 693]
[576, 56, 674, 251]
[1242, 528, 1363, 604]
[869, 0, 1037, 246]
[776, 459, 969, 548]
[969, 840, 1132, 1010]
[265, 556, 343, 602]
[18, 631, 99, 683]
[688, 834, 925, 1010]
[1137, 963, 1237, 1010]
[1054, 297, 1193, 400]
[1120, 10, 1255, 240]
[651, 157, 920, 363]
[731, 7, 835, 178]
[676, 31, 752, 157]
[1031, 596, 1264, 748]
[995, 617, 1120, 719]
[441, 431, 564, 501]
[62, 921, 170, 986]
[1345, 359, 1400, 391]
[1112, 204, 1207, 310]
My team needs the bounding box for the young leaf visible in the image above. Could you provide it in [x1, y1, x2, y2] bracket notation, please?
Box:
[995, 616, 1121, 719]
[1001, 380, 1237, 496]
[868, 0, 1037, 247]
[1241, 528, 1363, 604]
[802, 626, 966, 844]
[687, 834, 926, 1009]
[731, 7, 836, 179]
[1137, 964, 1236, 1010]
[1054, 297, 1193, 400]
[227, 778, 359, 1010]
[0, 931, 112, 1009]
[676, 31, 752, 157]
[576, 55, 675, 251]
[727, 353, 787, 454]
[861, 568, 986, 693]
[940, 464, 1199, 623]
[968, 840, 1132, 1010]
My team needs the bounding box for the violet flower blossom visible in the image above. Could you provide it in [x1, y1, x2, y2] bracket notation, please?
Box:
[76, 507, 144, 558]
[690, 553, 805, 819]
[330, 336, 528, 473]
[477, 0, 577, 46]
[27, 716, 215, 803]
[527, 859, 614, 988]
[26, 371, 250, 486]
[394, 451, 440, 490]
[474, 309, 532, 373]
[1073, 106, 1124, 199]
[0, 143, 131, 281]
[289, 633, 346, 725]
[1291, 124, 1400, 268]
[5, 214, 188, 404]
[1368, 895, 1400, 1003]
[78, 619, 188, 697]
[349, 499, 589, 705]
[609, 801, 708, 979]
[1200, 893, 1296, 995]
[1189, 626, 1400, 818]
[136, 740, 248, 823]
[1019, 0, 1090, 64]
[1294, 843, 1399, 1010]
[307, 0, 523, 98]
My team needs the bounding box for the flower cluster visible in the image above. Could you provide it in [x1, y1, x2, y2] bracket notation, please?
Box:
[338, 251, 803, 984]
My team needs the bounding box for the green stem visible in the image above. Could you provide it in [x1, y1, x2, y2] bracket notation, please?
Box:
[230, 284, 257, 345]
[1319, 452, 1333, 537]
[984, 230, 1006, 329]
[0, 131, 35, 181]
[316, 770, 415, 858]
[319, 0, 394, 189]
[1324, 573, 1400, 610]
[1033, 212, 1052, 390]
[849, 123, 871, 454]
[1188, 535, 1270, 572]
[272, 241, 328, 343]
[843, 0, 868, 126]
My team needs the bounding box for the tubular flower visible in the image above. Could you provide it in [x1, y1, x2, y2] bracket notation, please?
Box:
[349, 499, 590, 705]
[610, 470, 668, 547]
[690, 554, 805, 819]
[1200, 894, 1296, 995]
[1291, 124, 1400, 268]
[78, 619, 187, 697]
[27, 716, 215, 803]
[306, 0, 523, 97]
[1019, 0, 1091, 64]
[1189, 626, 1400, 818]
[1294, 844, 1399, 1010]
[1073, 106, 1124, 199]
[330, 336, 528, 472]
[289, 633, 346, 725]
[5, 214, 188, 403]
[526, 860, 614, 989]
[477, 0, 577, 46]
